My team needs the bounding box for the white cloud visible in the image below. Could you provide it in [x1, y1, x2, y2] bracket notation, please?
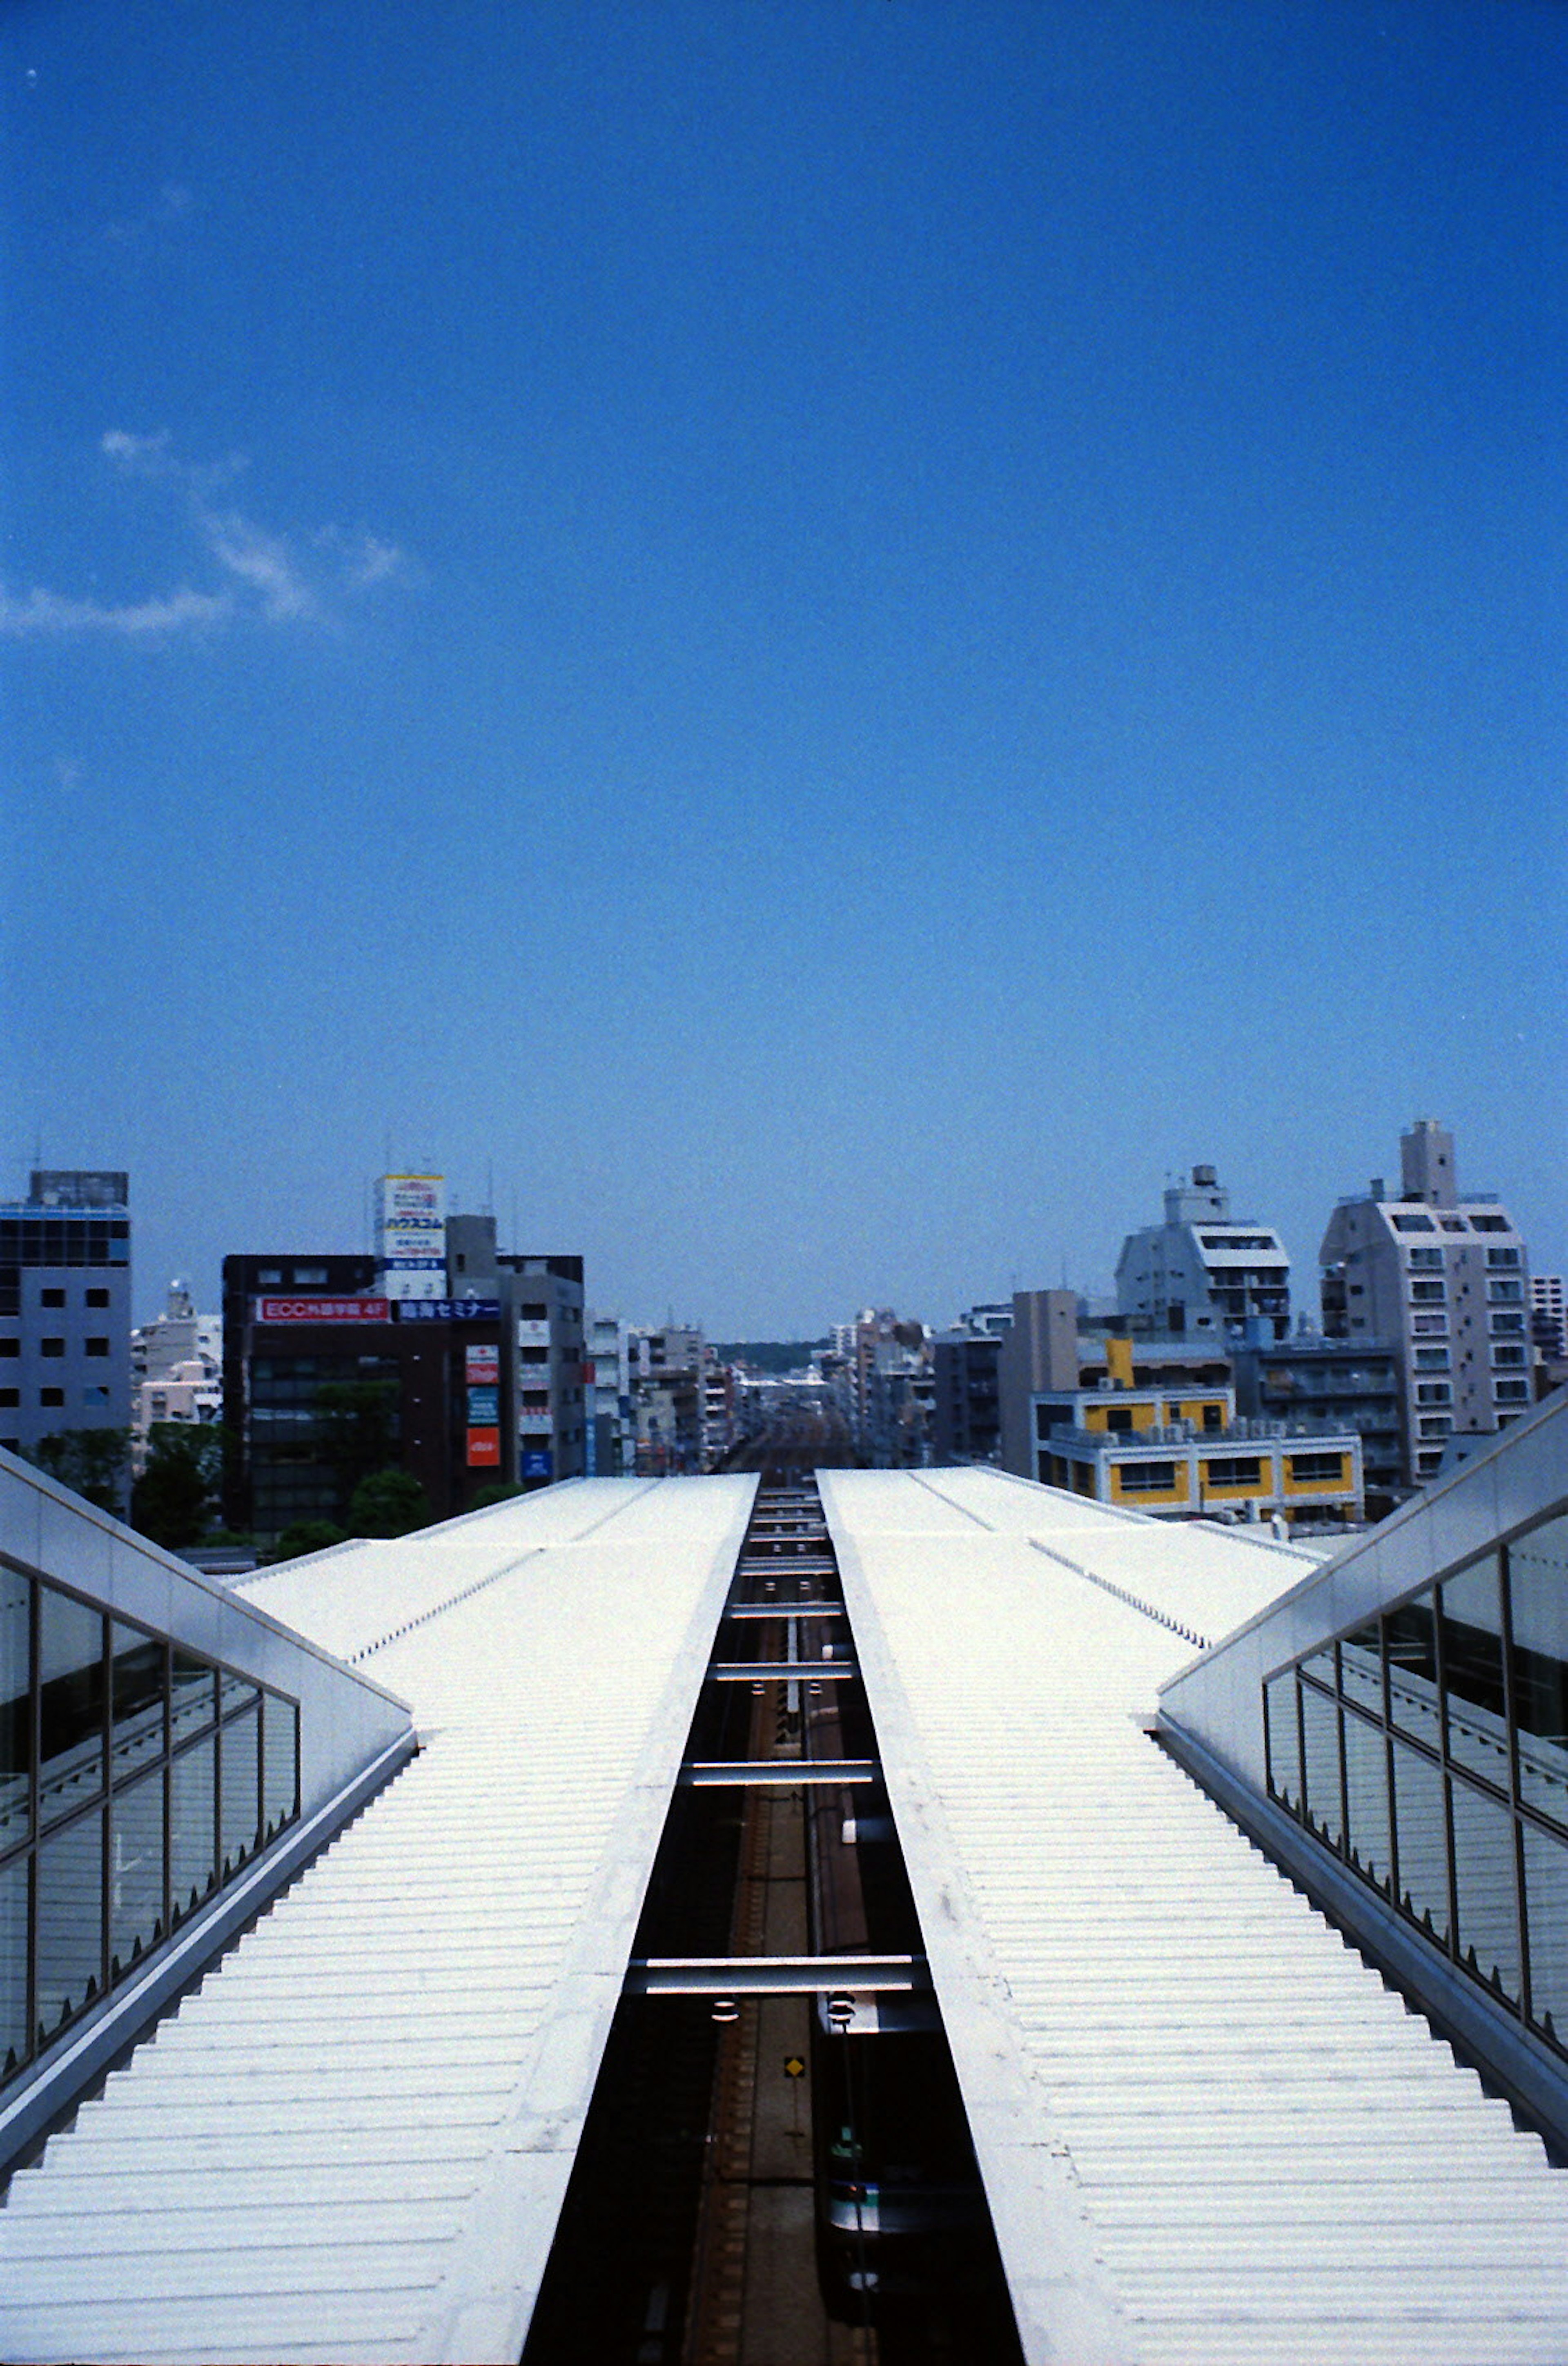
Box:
[0, 584, 232, 639]
[203, 511, 320, 622]
[1, 434, 411, 642]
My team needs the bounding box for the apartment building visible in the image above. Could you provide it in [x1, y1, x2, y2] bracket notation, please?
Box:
[1319, 1120, 1531, 1489]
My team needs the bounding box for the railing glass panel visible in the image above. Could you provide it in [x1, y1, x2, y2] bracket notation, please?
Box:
[34, 1807, 104, 2041]
[169, 1736, 217, 1925]
[108, 1767, 165, 1981]
[0, 1566, 302, 2097]
[38, 1589, 105, 1831]
[1, 1856, 26, 2074]
[0, 1567, 29, 1855]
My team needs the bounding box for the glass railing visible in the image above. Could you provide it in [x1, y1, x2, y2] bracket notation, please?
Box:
[1, 1566, 300, 2089]
[1263, 1503, 1568, 2053]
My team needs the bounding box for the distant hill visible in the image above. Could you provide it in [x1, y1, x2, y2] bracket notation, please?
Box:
[712, 1340, 830, 1374]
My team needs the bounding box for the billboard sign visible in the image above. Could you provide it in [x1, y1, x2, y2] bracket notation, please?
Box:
[467, 1428, 501, 1468]
[257, 1297, 392, 1324]
[376, 1173, 447, 1301]
[466, 1343, 500, 1382]
[521, 1448, 553, 1480]
[467, 1384, 499, 1425]
[396, 1299, 501, 1323]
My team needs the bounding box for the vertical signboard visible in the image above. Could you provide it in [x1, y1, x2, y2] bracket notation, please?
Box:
[376, 1173, 447, 1302]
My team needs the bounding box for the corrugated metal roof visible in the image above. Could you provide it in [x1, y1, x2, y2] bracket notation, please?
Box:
[822, 1468, 1568, 2366]
[0, 1476, 754, 2366]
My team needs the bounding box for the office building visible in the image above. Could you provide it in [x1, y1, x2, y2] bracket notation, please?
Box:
[584, 1310, 631, 1476]
[220, 1251, 506, 1537]
[932, 1326, 1004, 1464]
[1530, 1273, 1566, 1364]
[1319, 1120, 1532, 1488]
[1232, 1332, 1403, 1515]
[0, 1170, 131, 1469]
[1029, 1343, 1362, 1526]
[1116, 1163, 1291, 1342]
[129, 1281, 222, 1467]
[998, 1289, 1230, 1479]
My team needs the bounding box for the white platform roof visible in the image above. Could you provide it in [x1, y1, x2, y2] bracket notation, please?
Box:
[6, 1464, 1568, 2364]
[821, 1466, 1568, 2365]
[0, 1476, 754, 2366]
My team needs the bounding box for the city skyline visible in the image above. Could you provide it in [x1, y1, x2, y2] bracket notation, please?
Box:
[5, 1117, 1557, 1346]
[4, 2, 1563, 1337]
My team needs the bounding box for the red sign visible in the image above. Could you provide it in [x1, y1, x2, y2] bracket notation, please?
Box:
[257, 1297, 392, 1324]
[467, 1427, 501, 1467]
[466, 1344, 500, 1383]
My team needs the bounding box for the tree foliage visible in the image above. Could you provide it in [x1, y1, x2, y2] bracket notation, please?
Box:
[347, 1465, 432, 1539]
[25, 1427, 131, 1515]
[468, 1479, 526, 1510]
[265, 1518, 349, 1564]
[314, 1379, 401, 1507]
[131, 1423, 223, 1550]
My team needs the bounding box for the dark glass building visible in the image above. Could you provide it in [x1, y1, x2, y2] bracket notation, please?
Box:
[0, 1172, 131, 1472]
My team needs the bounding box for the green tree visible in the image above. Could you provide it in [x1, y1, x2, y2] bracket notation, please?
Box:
[131, 1423, 223, 1551]
[346, 1466, 431, 1539]
[468, 1479, 526, 1510]
[314, 1379, 401, 1509]
[26, 1428, 131, 1515]
[265, 1518, 349, 1564]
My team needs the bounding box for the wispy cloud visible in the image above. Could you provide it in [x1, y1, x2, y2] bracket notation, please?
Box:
[0, 584, 231, 638]
[0, 434, 410, 641]
[106, 183, 194, 244]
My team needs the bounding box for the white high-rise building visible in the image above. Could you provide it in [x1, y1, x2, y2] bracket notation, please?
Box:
[1116, 1165, 1291, 1343]
[1319, 1120, 1531, 1489]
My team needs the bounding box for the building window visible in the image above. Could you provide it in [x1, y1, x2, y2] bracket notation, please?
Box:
[40, 1338, 65, 1358]
[1204, 1456, 1262, 1486]
[85, 1337, 110, 1358]
[1493, 1345, 1527, 1370]
[0, 1340, 16, 1359]
[1488, 1249, 1522, 1270]
[1492, 1313, 1526, 1337]
[1470, 1214, 1510, 1233]
[39, 1388, 65, 1407]
[1391, 1213, 1437, 1233]
[521, 1303, 548, 1320]
[1408, 1248, 1444, 1271]
[1118, 1461, 1178, 1492]
[1414, 1348, 1451, 1371]
[520, 1346, 548, 1366]
[1419, 1417, 1452, 1439]
[1489, 1281, 1524, 1304]
[1494, 1380, 1531, 1404]
[1288, 1453, 1346, 1484]
[85, 1288, 109, 1308]
[291, 1266, 329, 1286]
[82, 1386, 109, 1406]
[40, 1288, 65, 1308]
[1412, 1314, 1449, 1337]
[1416, 1383, 1453, 1406]
[1410, 1282, 1447, 1305]
[0, 1388, 16, 1408]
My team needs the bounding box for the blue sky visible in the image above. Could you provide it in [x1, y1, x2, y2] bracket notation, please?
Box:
[3, 0, 1563, 1335]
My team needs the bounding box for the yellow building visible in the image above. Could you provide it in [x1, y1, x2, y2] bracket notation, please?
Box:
[1031, 1352, 1362, 1526]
